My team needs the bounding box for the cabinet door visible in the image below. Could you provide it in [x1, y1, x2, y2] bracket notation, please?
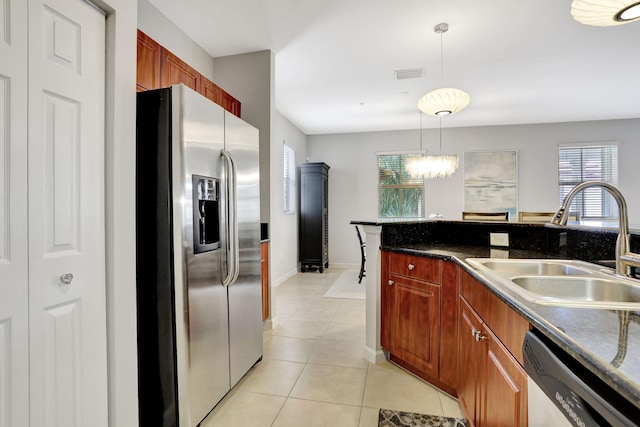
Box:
[458, 297, 484, 427]
[136, 30, 161, 91]
[202, 78, 222, 104]
[221, 89, 241, 117]
[160, 49, 201, 92]
[483, 328, 528, 427]
[390, 276, 441, 378]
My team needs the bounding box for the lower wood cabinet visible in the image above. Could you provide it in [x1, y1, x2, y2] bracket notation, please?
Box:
[381, 250, 530, 425]
[387, 274, 441, 378]
[381, 251, 455, 394]
[458, 269, 529, 427]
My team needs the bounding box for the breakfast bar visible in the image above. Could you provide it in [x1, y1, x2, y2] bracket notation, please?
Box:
[353, 218, 640, 425]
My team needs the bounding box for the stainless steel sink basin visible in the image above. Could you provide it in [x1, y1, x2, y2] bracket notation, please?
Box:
[465, 258, 640, 310]
[478, 260, 591, 276]
[511, 276, 640, 304]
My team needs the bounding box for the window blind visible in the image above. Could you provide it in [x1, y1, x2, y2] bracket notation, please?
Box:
[283, 144, 296, 213]
[558, 144, 619, 218]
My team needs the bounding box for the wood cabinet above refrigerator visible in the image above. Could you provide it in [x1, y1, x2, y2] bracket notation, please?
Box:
[136, 29, 241, 117]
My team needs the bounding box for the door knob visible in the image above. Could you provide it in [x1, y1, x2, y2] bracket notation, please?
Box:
[388, 280, 394, 286]
[60, 273, 74, 285]
[408, 264, 415, 270]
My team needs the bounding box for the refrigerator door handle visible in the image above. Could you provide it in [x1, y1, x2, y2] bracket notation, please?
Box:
[221, 150, 240, 286]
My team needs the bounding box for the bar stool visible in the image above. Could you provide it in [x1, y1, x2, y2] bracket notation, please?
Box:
[355, 225, 366, 283]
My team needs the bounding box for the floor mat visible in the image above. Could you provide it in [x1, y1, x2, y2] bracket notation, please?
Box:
[323, 270, 365, 299]
[378, 408, 467, 427]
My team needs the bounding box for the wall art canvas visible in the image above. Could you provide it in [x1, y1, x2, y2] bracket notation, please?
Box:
[464, 150, 517, 219]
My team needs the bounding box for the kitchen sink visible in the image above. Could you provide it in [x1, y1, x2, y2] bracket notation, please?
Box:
[511, 276, 640, 304]
[477, 260, 591, 276]
[466, 258, 640, 310]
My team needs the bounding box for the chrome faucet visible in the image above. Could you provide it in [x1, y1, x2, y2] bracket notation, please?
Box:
[550, 181, 640, 277]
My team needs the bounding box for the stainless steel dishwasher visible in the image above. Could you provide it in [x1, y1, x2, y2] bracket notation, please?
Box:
[523, 330, 639, 427]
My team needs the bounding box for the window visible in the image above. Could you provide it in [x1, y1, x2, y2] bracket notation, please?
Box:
[558, 143, 619, 219]
[283, 144, 296, 213]
[378, 154, 425, 218]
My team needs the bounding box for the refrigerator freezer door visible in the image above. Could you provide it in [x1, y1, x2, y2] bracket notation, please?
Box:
[174, 85, 229, 425]
[224, 111, 263, 386]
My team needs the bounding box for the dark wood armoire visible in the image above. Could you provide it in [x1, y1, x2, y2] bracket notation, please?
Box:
[299, 162, 330, 272]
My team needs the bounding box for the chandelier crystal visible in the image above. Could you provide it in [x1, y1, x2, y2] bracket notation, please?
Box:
[406, 113, 459, 179]
[571, 0, 640, 26]
[406, 154, 459, 179]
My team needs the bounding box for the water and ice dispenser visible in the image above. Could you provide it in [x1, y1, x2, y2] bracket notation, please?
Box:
[192, 175, 220, 254]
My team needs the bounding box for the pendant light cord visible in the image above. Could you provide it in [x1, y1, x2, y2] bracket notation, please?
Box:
[438, 116, 442, 155]
[440, 30, 444, 86]
[419, 111, 423, 152]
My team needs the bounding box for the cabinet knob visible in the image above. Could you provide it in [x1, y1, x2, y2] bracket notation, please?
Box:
[407, 264, 415, 271]
[472, 330, 487, 342]
[388, 280, 394, 286]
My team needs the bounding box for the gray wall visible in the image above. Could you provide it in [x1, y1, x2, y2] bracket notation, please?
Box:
[307, 118, 640, 268]
[138, 0, 215, 81]
[271, 112, 308, 286]
[213, 50, 274, 223]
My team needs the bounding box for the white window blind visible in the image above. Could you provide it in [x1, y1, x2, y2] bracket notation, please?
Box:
[378, 154, 425, 218]
[558, 143, 619, 219]
[283, 144, 296, 213]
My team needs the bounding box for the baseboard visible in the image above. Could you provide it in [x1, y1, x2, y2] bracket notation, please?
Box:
[272, 268, 298, 287]
[327, 262, 360, 269]
[363, 345, 387, 365]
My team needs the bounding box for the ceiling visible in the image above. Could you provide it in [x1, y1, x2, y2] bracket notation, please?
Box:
[147, 0, 640, 135]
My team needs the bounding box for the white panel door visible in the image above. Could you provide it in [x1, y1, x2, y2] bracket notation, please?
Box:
[0, 1, 30, 426]
[28, 0, 107, 426]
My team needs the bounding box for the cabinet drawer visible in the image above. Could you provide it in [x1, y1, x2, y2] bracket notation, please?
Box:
[389, 253, 441, 283]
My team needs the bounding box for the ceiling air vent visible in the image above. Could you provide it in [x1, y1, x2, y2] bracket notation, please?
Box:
[395, 68, 424, 80]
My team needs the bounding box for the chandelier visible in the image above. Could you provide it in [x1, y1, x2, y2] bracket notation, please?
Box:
[417, 23, 470, 117]
[406, 114, 459, 179]
[571, 0, 640, 26]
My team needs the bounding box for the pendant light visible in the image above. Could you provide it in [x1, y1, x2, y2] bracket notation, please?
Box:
[406, 113, 459, 179]
[571, 0, 640, 26]
[417, 23, 470, 117]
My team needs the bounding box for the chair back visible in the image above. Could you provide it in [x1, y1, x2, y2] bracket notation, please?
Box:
[356, 225, 365, 248]
[462, 211, 509, 221]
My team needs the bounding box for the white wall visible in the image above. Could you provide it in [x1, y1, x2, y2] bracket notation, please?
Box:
[271, 112, 308, 285]
[101, 0, 138, 425]
[137, 0, 215, 81]
[307, 118, 640, 267]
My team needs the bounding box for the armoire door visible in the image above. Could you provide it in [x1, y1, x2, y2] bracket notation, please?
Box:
[28, 0, 108, 425]
[0, 1, 30, 426]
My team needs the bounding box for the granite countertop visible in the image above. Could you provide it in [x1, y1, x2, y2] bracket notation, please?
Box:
[383, 242, 640, 410]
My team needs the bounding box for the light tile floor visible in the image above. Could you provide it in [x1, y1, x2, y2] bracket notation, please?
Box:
[202, 268, 464, 426]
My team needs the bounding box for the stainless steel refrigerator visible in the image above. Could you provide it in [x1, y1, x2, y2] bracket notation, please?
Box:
[135, 84, 263, 427]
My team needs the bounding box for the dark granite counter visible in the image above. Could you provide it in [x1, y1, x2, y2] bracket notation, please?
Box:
[363, 220, 640, 411]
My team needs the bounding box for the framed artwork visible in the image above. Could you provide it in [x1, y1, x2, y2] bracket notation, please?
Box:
[463, 150, 517, 219]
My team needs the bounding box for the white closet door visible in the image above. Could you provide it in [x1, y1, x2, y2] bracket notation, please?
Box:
[28, 0, 107, 425]
[0, 1, 30, 426]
